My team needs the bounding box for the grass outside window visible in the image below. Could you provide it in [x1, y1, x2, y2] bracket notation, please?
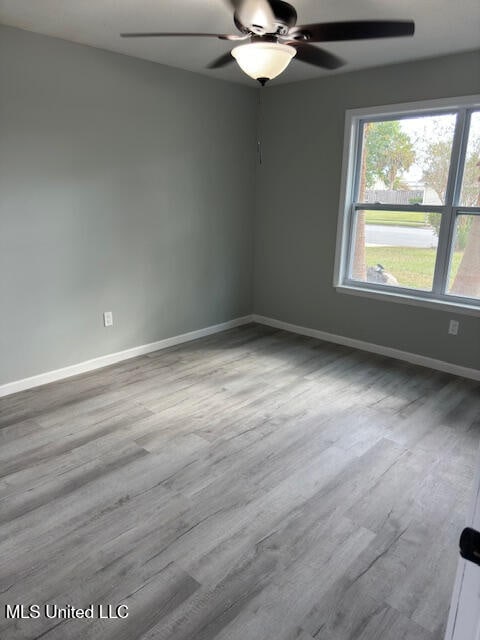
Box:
[365, 246, 464, 290]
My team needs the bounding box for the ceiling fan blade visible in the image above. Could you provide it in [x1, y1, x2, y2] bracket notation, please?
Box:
[288, 42, 345, 70]
[207, 52, 234, 69]
[225, 0, 276, 32]
[121, 32, 246, 41]
[289, 20, 415, 42]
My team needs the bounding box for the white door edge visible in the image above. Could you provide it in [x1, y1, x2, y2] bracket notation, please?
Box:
[445, 441, 480, 640]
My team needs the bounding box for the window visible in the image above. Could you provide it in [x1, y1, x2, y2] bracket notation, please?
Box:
[335, 97, 480, 312]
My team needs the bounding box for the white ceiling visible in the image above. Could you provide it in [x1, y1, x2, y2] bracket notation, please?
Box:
[0, 0, 479, 86]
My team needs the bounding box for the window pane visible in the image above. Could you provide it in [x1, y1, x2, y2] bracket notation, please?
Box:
[459, 111, 480, 206]
[350, 209, 440, 291]
[447, 214, 480, 299]
[358, 114, 456, 206]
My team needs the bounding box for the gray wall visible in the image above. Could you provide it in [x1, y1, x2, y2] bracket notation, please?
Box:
[254, 51, 480, 370]
[1, 28, 478, 387]
[0, 26, 257, 385]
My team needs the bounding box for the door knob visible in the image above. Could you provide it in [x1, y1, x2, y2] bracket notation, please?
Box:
[460, 527, 480, 567]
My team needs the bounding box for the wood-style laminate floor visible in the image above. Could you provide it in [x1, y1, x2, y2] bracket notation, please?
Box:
[1, 324, 479, 640]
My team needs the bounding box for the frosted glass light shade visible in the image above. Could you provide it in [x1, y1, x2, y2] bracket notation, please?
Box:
[231, 42, 296, 83]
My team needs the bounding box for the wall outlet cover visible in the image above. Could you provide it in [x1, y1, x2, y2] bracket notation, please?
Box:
[448, 319, 459, 335]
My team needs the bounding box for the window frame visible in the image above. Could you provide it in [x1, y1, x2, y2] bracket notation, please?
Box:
[334, 95, 480, 316]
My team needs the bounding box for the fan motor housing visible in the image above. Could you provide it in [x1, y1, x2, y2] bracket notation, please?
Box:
[234, 0, 298, 36]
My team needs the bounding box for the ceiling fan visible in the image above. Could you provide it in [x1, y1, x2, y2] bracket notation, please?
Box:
[121, 0, 415, 85]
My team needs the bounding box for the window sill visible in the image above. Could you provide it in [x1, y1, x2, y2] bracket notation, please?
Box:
[335, 284, 480, 317]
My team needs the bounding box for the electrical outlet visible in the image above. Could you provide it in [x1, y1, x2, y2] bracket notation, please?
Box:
[448, 319, 459, 335]
[103, 311, 113, 327]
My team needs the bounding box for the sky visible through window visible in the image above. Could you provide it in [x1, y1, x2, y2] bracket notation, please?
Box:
[399, 114, 456, 186]
[398, 112, 480, 194]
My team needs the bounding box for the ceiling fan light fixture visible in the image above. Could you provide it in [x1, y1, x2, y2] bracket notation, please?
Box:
[231, 41, 296, 83]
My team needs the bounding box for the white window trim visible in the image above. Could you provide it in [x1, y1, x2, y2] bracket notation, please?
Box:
[334, 94, 480, 317]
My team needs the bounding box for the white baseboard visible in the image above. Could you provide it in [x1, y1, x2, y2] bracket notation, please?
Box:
[252, 314, 480, 382]
[2, 312, 477, 398]
[0, 315, 254, 398]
